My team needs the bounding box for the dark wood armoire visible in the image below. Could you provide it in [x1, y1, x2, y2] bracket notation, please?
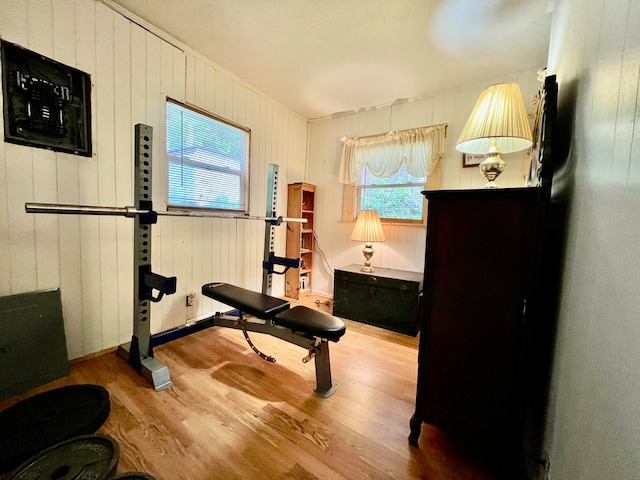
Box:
[409, 187, 545, 473]
[409, 76, 558, 479]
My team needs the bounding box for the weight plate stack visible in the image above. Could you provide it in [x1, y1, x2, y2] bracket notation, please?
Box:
[113, 473, 156, 479]
[0, 384, 111, 472]
[8, 434, 119, 480]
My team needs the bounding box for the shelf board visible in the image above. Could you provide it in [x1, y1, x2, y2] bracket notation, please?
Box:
[300, 268, 312, 274]
[301, 248, 312, 254]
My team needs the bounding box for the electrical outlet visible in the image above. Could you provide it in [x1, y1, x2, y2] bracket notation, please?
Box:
[186, 291, 196, 307]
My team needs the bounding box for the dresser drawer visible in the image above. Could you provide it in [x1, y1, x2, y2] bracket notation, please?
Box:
[333, 264, 423, 336]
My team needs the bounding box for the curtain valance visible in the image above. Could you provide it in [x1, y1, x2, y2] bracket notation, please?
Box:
[338, 123, 447, 184]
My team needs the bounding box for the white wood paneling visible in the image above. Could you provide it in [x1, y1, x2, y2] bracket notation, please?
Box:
[33, 148, 60, 291]
[114, 14, 134, 347]
[307, 70, 542, 296]
[28, 0, 53, 55]
[6, 143, 37, 294]
[95, 4, 119, 349]
[57, 152, 83, 359]
[0, 0, 308, 360]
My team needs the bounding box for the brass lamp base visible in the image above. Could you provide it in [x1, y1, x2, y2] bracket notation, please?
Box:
[479, 153, 505, 189]
[360, 242, 375, 272]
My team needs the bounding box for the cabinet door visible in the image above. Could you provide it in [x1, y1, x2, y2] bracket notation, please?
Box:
[418, 191, 536, 440]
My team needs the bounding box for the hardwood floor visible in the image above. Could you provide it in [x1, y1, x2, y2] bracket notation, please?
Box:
[0, 296, 511, 479]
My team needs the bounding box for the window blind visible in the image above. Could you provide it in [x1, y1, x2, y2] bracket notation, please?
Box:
[166, 100, 250, 213]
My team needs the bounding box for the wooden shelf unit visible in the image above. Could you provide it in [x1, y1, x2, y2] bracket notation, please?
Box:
[285, 183, 316, 299]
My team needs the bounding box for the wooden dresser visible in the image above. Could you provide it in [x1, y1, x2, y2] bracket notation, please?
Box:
[409, 187, 544, 465]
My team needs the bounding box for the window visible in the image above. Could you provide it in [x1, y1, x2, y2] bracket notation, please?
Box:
[339, 124, 446, 224]
[166, 99, 250, 213]
[358, 163, 426, 223]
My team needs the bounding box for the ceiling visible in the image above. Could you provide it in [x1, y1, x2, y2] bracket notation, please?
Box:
[108, 0, 553, 120]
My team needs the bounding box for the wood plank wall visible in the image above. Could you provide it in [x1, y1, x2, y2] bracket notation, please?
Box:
[0, 0, 308, 360]
[307, 70, 542, 296]
[0, 0, 544, 362]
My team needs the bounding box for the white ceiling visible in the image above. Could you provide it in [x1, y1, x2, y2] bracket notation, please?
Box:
[108, 0, 553, 120]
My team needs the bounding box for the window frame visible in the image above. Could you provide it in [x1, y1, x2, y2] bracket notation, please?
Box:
[356, 163, 428, 225]
[165, 97, 251, 214]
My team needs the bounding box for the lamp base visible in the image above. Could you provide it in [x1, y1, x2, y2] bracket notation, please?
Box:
[479, 153, 505, 189]
[361, 242, 375, 272]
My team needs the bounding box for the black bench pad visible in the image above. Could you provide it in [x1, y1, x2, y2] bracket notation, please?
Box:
[202, 282, 345, 341]
[202, 283, 290, 319]
[275, 306, 346, 342]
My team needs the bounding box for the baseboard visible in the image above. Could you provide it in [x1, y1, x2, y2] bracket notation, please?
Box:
[69, 346, 118, 366]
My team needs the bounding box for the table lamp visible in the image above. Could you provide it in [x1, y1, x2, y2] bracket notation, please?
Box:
[456, 83, 533, 188]
[351, 210, 385, 272]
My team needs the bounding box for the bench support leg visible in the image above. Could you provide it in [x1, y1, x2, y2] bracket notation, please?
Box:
[314, 340, 337, 398]
[206, 313, 339, 397]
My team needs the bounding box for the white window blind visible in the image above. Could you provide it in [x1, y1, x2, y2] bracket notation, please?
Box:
[166, 100, 250, 213]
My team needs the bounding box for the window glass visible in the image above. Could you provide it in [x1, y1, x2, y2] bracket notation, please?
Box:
[166, 100, 249, 212]
[358, 163, 426, 222]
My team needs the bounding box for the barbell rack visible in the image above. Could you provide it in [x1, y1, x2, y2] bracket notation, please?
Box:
[24, 123, 301, 391]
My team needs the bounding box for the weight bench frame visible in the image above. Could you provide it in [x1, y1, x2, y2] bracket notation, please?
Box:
[208, 311, 337, 397]
[194, 282, 345, 397]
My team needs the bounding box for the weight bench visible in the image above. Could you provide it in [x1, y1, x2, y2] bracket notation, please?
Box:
[201, 282, 346, 397]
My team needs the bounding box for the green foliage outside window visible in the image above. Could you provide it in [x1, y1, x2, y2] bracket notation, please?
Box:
[359, 163, 426, 221]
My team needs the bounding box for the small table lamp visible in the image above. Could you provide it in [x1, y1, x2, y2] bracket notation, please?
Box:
[351, 210, 385, 272]
[456, 83, 533, 188]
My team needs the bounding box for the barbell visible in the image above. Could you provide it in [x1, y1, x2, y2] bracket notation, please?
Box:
[25, 202, 307, 224]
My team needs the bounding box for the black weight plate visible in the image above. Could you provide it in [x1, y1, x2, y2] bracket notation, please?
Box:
[0, 384, 111, 472]
[8, 434, 119, 480]
[113, 473, 156, 479]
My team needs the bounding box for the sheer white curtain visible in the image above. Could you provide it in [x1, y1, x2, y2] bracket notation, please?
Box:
[338, 124, 447, 184]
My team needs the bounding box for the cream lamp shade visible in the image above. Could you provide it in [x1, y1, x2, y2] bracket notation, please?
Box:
[456, 83, 533, 188]
[351, 210, 385, 273]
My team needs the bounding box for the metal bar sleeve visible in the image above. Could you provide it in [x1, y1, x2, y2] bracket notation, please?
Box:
[25, 202, 143, 217]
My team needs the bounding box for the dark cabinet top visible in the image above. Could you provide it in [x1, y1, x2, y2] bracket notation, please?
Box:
[422, 186, 540, 201]
[336, 264, 423, 286]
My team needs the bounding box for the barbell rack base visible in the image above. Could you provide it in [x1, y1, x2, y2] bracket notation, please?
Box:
[116, 342, 172, 391]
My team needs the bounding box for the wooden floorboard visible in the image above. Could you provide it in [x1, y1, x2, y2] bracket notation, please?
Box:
[0, 295, 511, 479]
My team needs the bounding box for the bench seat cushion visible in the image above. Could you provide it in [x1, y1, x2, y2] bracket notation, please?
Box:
[201, 283, 290, 319]
[275, 306, 346, 342]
